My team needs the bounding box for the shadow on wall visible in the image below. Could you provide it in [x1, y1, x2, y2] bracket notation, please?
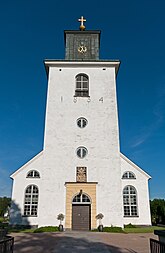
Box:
[12, 233, 139, 253]
[9, 200, 30, 227]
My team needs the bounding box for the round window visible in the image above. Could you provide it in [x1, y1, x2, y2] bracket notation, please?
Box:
[77, 117, 88, 128]
[76, 147, 88, 158]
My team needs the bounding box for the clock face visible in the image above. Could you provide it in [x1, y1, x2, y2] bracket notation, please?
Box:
[78, 45, 87, 54]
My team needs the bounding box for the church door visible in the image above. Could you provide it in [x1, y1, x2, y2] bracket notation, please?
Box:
[72, 193, 91, 230]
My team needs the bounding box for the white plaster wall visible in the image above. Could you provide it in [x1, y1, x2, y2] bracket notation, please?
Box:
[120, 155, 151, 225]
[10, 152, 43, 226]
[40, 64, 123, 227]
[11, 62, 151, 228]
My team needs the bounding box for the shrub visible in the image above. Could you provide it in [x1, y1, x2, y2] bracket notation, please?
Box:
[57, 213, 64, 225]
[91, 228, 99, 232]
[96, 213, 104, 226]
[95, 213, 104, 220]
[33, 226, 59, 233]
[103, 226, 124, 233]
[124, 223, 137, 228]
[57, 213, 64, 221]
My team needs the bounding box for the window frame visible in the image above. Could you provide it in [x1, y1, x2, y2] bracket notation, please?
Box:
[26, 170, 40, 178]
[23, 185, 39, 217]
[72, 193, 91, 204]
[122, 171, 136, 179]
[123, 185, 138, 217]
[75, 73, 89, 97]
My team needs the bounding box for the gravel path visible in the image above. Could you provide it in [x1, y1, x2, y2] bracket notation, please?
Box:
[11, 231, 158, 253]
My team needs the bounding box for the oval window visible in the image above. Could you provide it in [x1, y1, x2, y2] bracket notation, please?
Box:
[77, 117, 88, 128]
[76, 147, 88, 158]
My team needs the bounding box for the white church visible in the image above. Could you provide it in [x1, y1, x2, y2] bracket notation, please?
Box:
[10, 17, 151, 230]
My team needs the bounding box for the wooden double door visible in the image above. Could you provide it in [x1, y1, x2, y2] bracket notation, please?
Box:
[72, 204, 91, 230]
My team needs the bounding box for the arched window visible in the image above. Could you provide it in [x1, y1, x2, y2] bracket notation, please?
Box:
[72, 193, 91, 203]
[122, 171, 136, 179]
[24, 185, 39, 216]
[27, 170, 40, 178]
[75, 74, 89, 97]
[123, 186, 138, 217]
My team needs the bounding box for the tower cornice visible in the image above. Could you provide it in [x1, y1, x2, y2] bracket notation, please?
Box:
[44, 60, 120, 77]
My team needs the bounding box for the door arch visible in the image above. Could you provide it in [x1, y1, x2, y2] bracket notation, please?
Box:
[72, 193, 91, 230]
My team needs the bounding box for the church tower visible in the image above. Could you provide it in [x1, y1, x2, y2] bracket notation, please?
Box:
[42, 17, 123, 229]
[10, 17, 151, 230]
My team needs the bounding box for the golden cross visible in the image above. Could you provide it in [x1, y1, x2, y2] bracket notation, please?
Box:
[78, 16, 86, 31]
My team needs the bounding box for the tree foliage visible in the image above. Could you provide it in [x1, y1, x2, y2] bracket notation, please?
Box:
[150, 199, 165, 225]
[57, 213, 64, 221]
[0, 197, 11, 217]
[95, 213, 104, 220]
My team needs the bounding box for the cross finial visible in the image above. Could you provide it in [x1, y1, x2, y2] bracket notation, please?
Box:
[78, 16, 86, 31]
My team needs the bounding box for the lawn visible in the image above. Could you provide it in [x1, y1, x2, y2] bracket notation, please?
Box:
[8, 227, 36, 233]
[91, 225, 165, 233]
[1, 218, 164, 234]
[124, 226, 165, 233]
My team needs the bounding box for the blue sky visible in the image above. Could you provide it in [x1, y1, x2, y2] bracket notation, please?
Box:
[0, 0, 164, 199]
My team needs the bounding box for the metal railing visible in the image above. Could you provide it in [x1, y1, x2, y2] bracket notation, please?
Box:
[150, 238, 165, 253]
[0, 236, 14, 253]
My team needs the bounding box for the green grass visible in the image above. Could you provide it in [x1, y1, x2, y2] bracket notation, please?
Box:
[91, 225, 165, 233]
[91, 226, 125, 233]
[8, 227, 36, 233]
[124, 226, 165, 233]
[1, 220, 164, 234]
[103, 226, 125, 233]
[1, 223, 60, 233]
[8, 226, 60, 233]
[33, 226, 59, 233]
[8, 226, 58, 233]
[124, 223, 136, 228]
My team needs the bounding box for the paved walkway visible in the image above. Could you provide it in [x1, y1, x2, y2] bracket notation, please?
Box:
[11, 231, 158, 253]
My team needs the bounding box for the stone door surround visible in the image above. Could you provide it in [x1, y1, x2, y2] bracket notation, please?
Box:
[65, 182, 97, 229]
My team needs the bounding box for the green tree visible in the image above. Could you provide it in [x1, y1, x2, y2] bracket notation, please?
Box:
[0, 197, 11, 217]
[150, 199, 165, 225]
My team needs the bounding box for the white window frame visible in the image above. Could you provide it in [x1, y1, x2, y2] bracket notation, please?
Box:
[72, 193, 91, 204]
[26, 170, 40, 178]
[123, 185, 138, 217]
[23, 185, 39, 217]
[122, 171, 136, 179]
